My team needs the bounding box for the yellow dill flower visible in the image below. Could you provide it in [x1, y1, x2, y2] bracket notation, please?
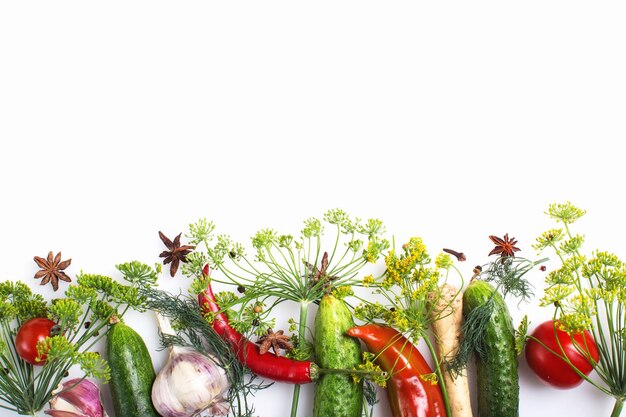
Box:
[420, 372, 438, 385]
[362, 274, 375, 287]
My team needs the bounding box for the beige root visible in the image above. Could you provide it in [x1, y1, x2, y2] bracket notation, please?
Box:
[429, 283, 473, 417]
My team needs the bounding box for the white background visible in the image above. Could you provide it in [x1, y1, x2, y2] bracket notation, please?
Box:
[1, 1, 625, 416]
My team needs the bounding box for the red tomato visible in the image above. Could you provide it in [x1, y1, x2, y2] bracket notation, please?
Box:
[525, 319, 600, 389]
[15, 317, 58, 366]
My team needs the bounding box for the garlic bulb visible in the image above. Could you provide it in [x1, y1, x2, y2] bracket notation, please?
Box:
[46, 378, 106, 417]
[152, 313, 231, 417]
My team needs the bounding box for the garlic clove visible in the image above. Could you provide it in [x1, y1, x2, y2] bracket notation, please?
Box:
[206, 395, 230, 416]
[46, 378, 105, 417]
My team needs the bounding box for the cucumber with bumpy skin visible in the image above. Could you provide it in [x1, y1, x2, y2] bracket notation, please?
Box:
[313, 294, 363, 417]
[463, 280, 519, 417]
[107, 319, 161, 417]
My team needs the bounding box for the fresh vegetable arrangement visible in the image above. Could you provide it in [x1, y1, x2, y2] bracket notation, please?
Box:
[1, 202, 625, 417]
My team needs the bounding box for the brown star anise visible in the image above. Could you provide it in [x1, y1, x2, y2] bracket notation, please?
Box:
[34, 251, 72, 291]
[158, 231, 195, 277]
[305, 251, 338, 288]
[257, 328, 293, 355]
[488, 234, 521, 257]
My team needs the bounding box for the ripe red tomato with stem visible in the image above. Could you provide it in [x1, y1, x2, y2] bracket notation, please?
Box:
[525, 319, 600, 389]
[15, 317, 60, 366]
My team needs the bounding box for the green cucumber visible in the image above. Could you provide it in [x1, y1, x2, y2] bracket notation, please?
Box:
[106, 319, 161, 417]
[463, 280, 518, 417]
[313, 294, 363, 417]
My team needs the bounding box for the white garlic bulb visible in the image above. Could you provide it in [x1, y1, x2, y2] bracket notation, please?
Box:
[152, 313, 231, 417]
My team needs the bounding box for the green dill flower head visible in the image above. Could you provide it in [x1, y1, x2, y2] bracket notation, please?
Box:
[0, 281, 48, 321]
[539, 284, 575, 307]
[323, 208, 350, 227]
[545, 267, 575, 287]
[16, 297, 48, 322]
[78, 351, 111, 380]
[547, 202, 586, 224]
[278, 234, 293, 248]
[186, 218, 216, 246]
[65, 285, 98, 304]
[559, 235, 585, 255]
[116, 261, 158, 287]
[353, 359, 388, 387]
[533, 228, 565, 251]
[181, 251, 209, 278]
[49, 298, 83, 332]
[0, 301, 17, 322]
[557, 313, 593, 335]
[363, 238, 389, 263]
[435, 252, 453, 270]
[358, 218, 386, 239]
[302, 218, 323, 238]
[214, 234, 235, 262]
[561, 255, 586, 275]
[214, 291, 238, 307]
[0, 281, 33, 300]
[332, 286, 354, 300]
[347, 239, 363, 252]
[90, 299, 116, 321]
[37, 335, 76, 363]
[354, 301, 386, 322]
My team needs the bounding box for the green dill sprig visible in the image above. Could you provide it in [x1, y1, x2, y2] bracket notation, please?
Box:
[446, 299, 495, 376]
[535, 202, 626, 414]
[482, 255, 547, 303]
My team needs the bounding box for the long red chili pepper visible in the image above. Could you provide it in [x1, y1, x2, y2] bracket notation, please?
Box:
[347, 323, 447, 417]
[197, 265, 315, 384]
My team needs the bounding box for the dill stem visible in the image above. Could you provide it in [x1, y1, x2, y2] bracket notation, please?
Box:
[423, 336, 452, 417]
[289, 301, 309, 417]
[611, 397, 624, 417]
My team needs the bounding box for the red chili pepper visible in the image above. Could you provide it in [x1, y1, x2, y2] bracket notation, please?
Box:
[198, 264, 315, 384]
[347, 323, 447, 417]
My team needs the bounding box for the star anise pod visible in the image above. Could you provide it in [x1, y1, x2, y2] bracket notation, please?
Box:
[488, 234, 521, 257]
[305, 252, 338, 288]
[257, 328, 293, 355]
[158, 231, 195, 277]
[34, 251, 72, 291]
